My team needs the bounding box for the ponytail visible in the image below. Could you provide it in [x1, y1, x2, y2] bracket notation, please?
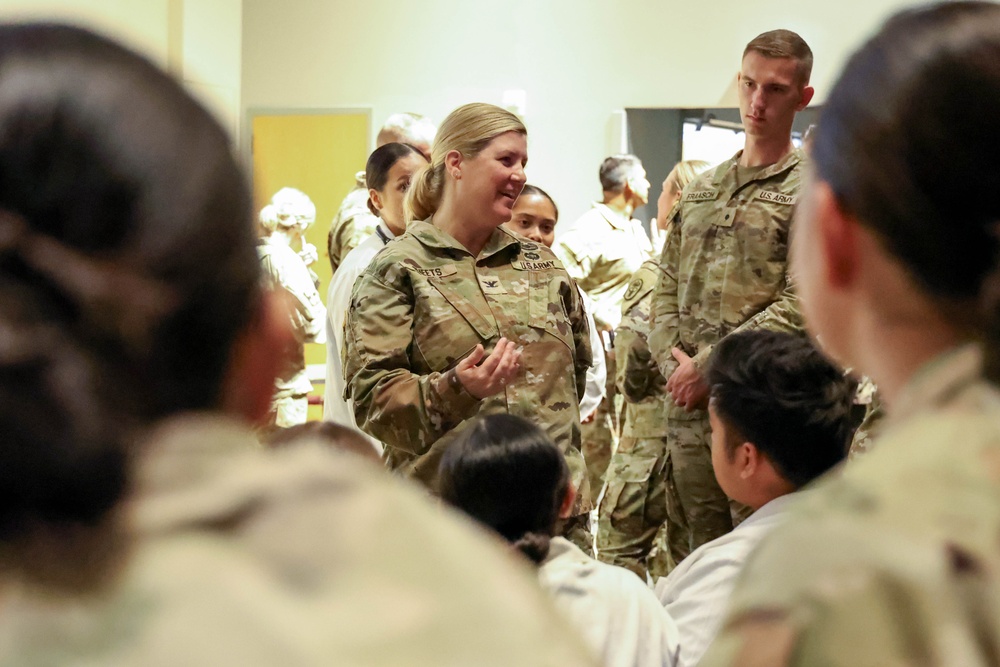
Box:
[406, 162, 444, 222]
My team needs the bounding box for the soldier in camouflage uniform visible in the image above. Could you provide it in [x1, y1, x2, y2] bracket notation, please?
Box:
[327, 113, 436, 274]
[648, 29, 815, 562]
[596, 258, 672, 579]
[554, 155, 653, 505]
[700, 6, 1000, 663]
[344, 104, 594, 547]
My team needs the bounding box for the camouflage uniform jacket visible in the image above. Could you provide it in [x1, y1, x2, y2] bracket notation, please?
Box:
[258, 236, 326, 398]
[648, 149, 805, 420]
[328, 172, 380, 275]
[0, 414, 599, 666]
[616, 259, 669, 438]
[344, 220, 593, 508]
[700, 344, 1000, 666]
[554, 203, 653, 330]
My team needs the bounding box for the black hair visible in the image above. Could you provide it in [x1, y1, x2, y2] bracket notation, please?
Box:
[0, 25, 258, 558]
[365, 142, 426, 216]
[518, 184, 559, 220]
[438, 414, 569, 565]
[707, 330, 856, 489]
[812, 2, 1000, 365]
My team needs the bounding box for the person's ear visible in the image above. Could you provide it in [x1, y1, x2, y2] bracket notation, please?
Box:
[219, 289, 296, 424]
[741, 442, 760, 479]
[368, 188, 384, 216]
[815, 181, 860, 290]
[558, 483, 577, 519]
[445, 149, 463, 180]
[797, 85, 815, 111]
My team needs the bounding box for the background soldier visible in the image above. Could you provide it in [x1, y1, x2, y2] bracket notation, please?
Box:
[648, 29, 814, 562]
[554, 155, 653, 505]
[327, 112, 436, 274]
[597, 159, 710, 579]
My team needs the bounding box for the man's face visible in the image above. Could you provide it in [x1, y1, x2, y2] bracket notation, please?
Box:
[738, 52, 808, 141]
[627, 165, 650, 206]
[708, 400, 741, 502]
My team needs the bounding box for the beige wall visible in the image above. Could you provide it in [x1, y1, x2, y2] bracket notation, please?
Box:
[0, 0, 242, 140]
[241, 0, 920, 225]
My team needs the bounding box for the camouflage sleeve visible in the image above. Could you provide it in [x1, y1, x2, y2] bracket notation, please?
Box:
[553, 233, 593, 288]
[615, 281, 666, 403]
[691, 275, 803, 370]
[343, 271, 481, 455]
[563, 277, 593, 402]
[648, 217, 682, 382]
[262, 251, 326, 345]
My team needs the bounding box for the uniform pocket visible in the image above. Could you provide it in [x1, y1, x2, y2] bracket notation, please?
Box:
[529, 271, 574, 351]
[601, 454, 658, 521]
[412, 275, 498, 372]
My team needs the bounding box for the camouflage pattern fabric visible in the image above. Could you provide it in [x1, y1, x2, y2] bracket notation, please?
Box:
[597, 260, 671, 578]
[647, 150, 806, 560]
[257, 237, 325, 433]
[344, 219, 594, 514]
[553, 203, 653, 331]
[0, 414, 601, 666]
[849, 383, 885, 460]
[327, 172, 380, 275]
[581, 348, 617, 506]
[700, 345, 1000, 666]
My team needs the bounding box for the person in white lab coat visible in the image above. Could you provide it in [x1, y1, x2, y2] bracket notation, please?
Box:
[654, 329, 856, 667]
[324, 142, 428, 449]
[440, 413, 678, 667]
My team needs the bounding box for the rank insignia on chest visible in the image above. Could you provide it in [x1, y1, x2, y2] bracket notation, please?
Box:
[478, 275, 507, 295]
[685, 190, 718, 202]
[755, 191, 796, 205]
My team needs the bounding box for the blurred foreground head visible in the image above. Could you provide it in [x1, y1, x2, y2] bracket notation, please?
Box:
[0, 24, 260, 546]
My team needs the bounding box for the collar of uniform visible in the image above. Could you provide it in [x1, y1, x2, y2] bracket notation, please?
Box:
[888, 343, 985, 427]
[375, 221, 396, 245]
[717, 148, 803, 193]
[409, 218, 520, 260]
[593, 202, 632, 231]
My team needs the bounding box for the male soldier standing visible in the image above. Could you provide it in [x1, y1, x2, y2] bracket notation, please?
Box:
[554, 155, 653, 504]
[327, 112, 436, 274]
[648, 30, 814, 562]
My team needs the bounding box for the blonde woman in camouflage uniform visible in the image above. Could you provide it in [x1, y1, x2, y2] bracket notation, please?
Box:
[701, 4, 1000, 664]
[344, 103, 594, 545]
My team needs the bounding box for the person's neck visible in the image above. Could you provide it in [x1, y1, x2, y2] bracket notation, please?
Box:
[433, 198, 494, 257]
[739, 133, 795, 168]
[854, 313, 964, 411]
[601, 193, 633, 219]
[382, 217, 405, 237]
[269, 229, 296, 247]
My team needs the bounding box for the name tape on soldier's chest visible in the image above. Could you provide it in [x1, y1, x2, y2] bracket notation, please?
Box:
[685, 190, 718, 202]
[513, 260, 555, 271]
[478, 275, 508, 295]
[756, 191, 796, 205]
[416, 264, 459, 278]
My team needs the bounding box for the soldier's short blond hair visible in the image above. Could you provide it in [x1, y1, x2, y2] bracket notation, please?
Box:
[743, 29, 813, 86]
[667, 160, 711, 194]
[406, 103, 526, 222]
[261, 187, 316, 233]
[377, 112, 437, 148]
